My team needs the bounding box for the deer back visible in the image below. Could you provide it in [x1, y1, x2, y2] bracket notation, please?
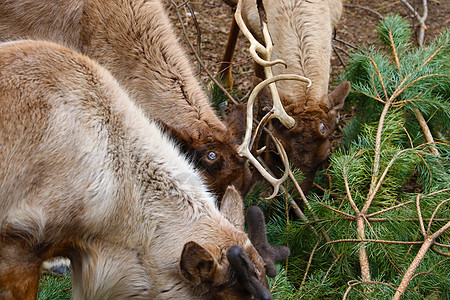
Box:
[0, 0, 251, 197]
[0, 40, 273, 300]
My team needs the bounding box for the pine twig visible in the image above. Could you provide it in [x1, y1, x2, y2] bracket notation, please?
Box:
[300, 238, 321, 288]
[287, 169, 338, 260]
[298, 252, 342, 299]
[363, 216, 403, 274]
[413, 107, 439, 156]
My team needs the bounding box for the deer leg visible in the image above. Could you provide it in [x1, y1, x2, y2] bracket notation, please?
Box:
[217, 17, 240, 89]
[0, 241, 42, 300]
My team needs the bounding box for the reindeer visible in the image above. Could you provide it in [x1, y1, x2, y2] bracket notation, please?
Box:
[0, 0, 251, 198]
[0, 40, 289, 300]
[218, 0, 351, 195]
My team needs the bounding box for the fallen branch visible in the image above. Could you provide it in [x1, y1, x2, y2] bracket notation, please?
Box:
[168, 0, 239, 105]
[399, 0, 428, 46]
[393, 221, 450, 299]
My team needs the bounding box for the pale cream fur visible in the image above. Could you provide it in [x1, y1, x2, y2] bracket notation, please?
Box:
[240, 0, 343, 105]
[0, 40, 264, 300]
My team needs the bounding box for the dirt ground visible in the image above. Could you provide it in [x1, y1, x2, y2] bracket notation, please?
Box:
[167, 0, 449, 98]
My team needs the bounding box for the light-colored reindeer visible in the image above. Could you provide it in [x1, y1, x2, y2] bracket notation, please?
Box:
[219, 0, 351, 195]
[0, 0, 251, 198]
[0, 40, 288, 300]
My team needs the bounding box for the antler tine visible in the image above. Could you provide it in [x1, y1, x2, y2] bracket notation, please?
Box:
[235, 0, 273, 65]
[235, 0, 310, 130]
[246, 206, 290, 278]
[237, 75, 311, 199]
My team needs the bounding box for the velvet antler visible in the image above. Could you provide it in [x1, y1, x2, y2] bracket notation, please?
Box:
[246, 206, 290, 277]
[226, 245, 272, 300]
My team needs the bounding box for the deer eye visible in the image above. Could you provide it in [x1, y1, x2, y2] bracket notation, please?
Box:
[207, 151, 217, 161]
[319, 123, 326, 135]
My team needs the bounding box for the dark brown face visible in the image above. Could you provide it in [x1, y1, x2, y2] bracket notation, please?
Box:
[270, 106, 337, 194]
[163, 104, 252, 200]
[193, 137, 252, 199]
[206, 276, 269, 300]
[256, 81, 350, 195]
[179, 241, 271, 300]
[163, 131, 250, 200]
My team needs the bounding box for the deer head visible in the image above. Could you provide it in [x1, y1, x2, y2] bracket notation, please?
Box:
[179, 186, 282, 300]
[161, 109, 252, 200]
[257, 80, 350, 194]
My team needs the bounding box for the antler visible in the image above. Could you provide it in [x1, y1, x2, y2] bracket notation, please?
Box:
[237, 75, 310, 199]
[234, 0, 312, 198]
[246, 206, 290, 278]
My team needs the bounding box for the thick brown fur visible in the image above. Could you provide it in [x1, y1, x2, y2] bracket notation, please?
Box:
[222, 0, 350, 194]
[0, 40, 267, 300]
[0, 0, 250, 198]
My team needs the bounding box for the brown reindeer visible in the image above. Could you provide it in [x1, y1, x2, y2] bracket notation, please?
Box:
[0, 0, 251, 198]
[218, 0, 350, 195]
[0, 40, 288, 300]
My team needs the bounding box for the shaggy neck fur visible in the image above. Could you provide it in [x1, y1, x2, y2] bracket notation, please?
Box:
[0, 0, 227, 138]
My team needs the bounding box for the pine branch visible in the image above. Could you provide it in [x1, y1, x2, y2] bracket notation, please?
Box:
[393, 220, 450, 299]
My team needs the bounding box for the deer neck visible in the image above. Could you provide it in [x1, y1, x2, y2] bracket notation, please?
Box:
[80, 0, 227, 134]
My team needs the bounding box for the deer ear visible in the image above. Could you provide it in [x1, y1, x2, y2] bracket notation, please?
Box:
[223, 104, 246, 143]
[180, 241, 217, 285]
[220, 185, 245, 231]
[254, 76, 273, 110]
[326, 81, 350, 114]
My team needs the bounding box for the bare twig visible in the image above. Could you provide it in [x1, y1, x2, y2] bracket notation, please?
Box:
[333, 37, 357, 50]
[315, 202, 355, 218]
[357, 216, 371, 282]
[343, 281, 397, 300]
[168, 0, 239, 105]
[342, 158, 361, 214]
[416, 194, 427, 237]
[427, 198, 450, 235]
[343, 280, 426, 300]
[399, 0, 428, 46]
[344, 4, 384, 20]
[431, 246, 450, 257]
[366, 199, 415, 218]
[325, 239, 423, 246]
[332, 44, 347, 67]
